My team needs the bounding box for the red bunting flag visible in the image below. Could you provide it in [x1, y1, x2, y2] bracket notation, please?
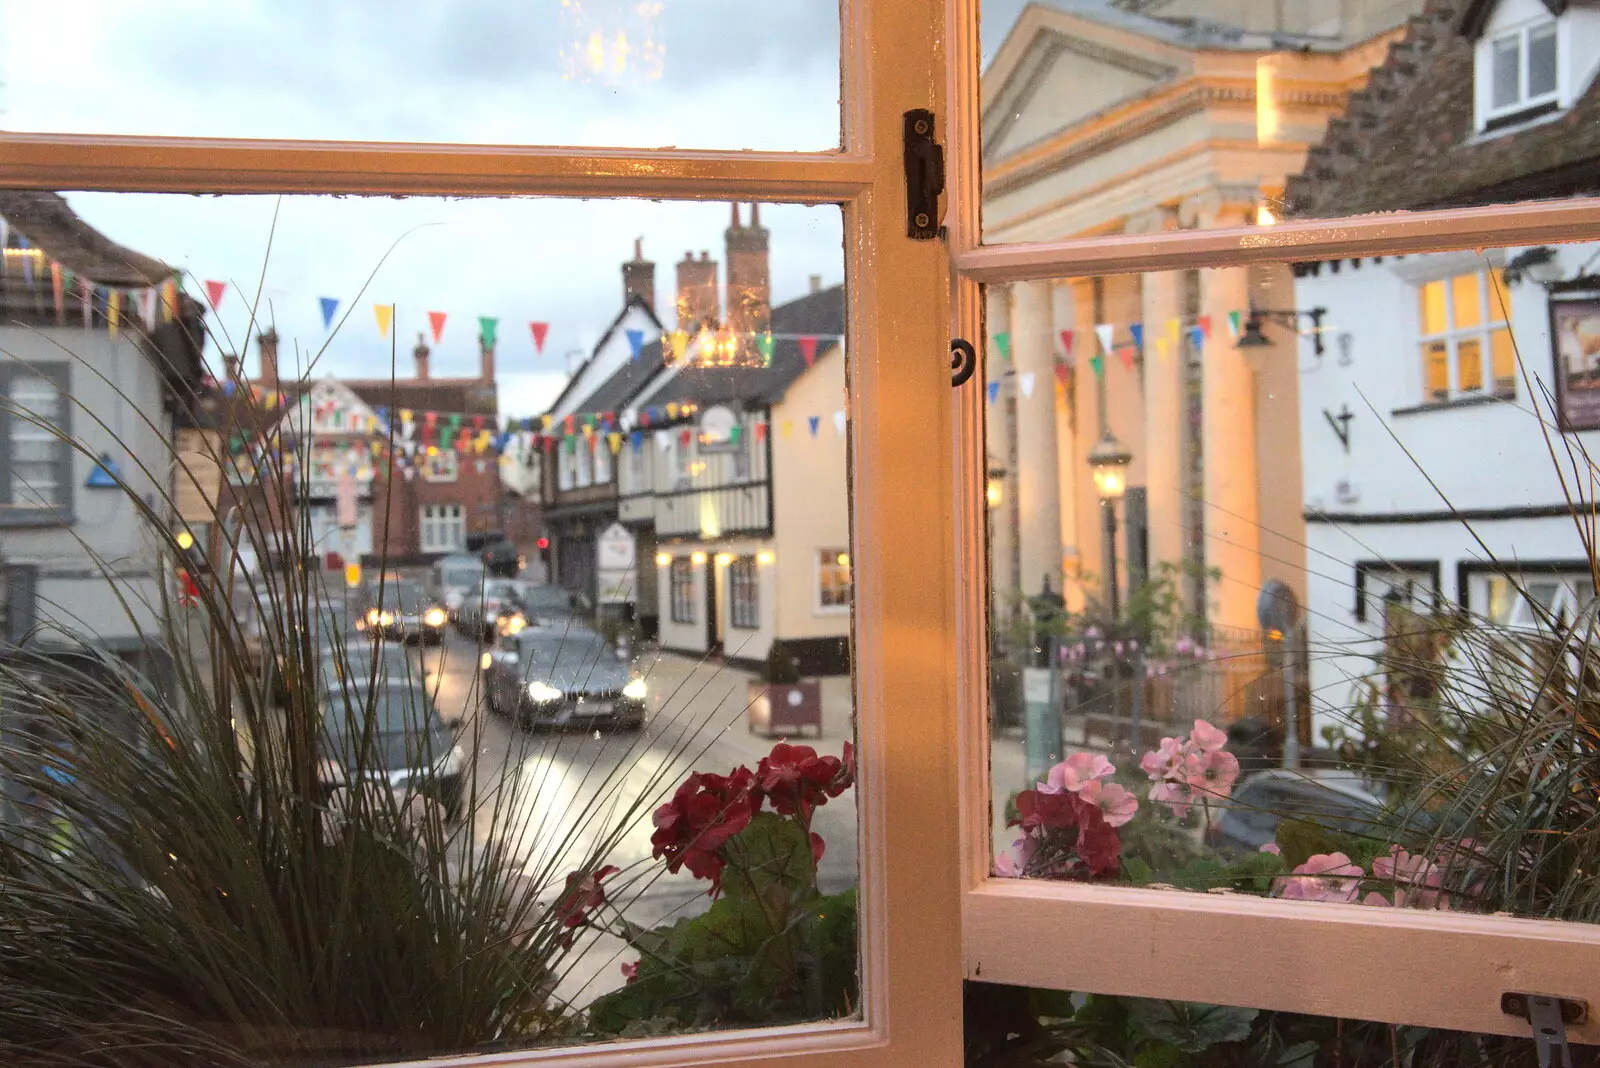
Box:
[530, 321, 550, 354]
[472, 415, 484, 430]
[799, 336, 819, 367]
[679, 429, 693, 448]
[1197, 314, 1212, 340]
[1116, 345, 1136, 373]
[204, 279, 227, 309]
[1054, 363, 1071, 386]
[1059, 330, 1074, 357]
[755, 422, 768, 443]
[424, 411, 437, 427]
[564, 415, 576, 434]
[428, 311, 447, 344]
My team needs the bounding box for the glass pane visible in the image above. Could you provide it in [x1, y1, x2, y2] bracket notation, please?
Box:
[977, 3, 1598, 239]
[4, 3, 841, 151]
[1529, 23, 1559, 98]
[1491, 327, 1517, 395]
[985, 244, 1600, 928]
[1489, 268, 1513, 324]
[1450, 273, 1482, 330]
[1492, 35, 1522, 109]
[1419, 280, 1447, 337]
[0, 190, 859, 1061]
[1457, 337, 1483, 391]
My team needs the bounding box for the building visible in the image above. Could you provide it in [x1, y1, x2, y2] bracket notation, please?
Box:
[981, 0, 1423, 636]
[1282, 0, 1600, 714]
[0, 191, 206, 671]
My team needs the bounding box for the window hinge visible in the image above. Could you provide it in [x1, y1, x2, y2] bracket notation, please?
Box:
[903, 109, 944, 240]
[1503, 992, 1587, 1068]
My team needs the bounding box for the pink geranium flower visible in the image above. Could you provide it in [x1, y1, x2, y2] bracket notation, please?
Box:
[1276, 852, 1363, 903]
[1148, 779, 1194, 820]
[1140, 737, 1185, 780]
[1042, 752, 1115, 794]
[1259, 841, 1281, 855]
[1080, 779, 1139, 827]
[1185, 748, 1240, 799]
[1372, 846, 1445, 909]
[1189, 719, 1228, 753]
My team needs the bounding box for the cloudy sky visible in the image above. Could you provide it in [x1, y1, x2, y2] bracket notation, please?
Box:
[0, 0, 1031, 416]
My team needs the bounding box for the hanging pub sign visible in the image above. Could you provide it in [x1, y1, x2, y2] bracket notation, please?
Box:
[1551, 286, 1600, 431]
[696, 404, 742, 453]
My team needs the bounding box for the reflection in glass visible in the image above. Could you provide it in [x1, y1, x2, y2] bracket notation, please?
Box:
[986, 243, 1600, 927]
[0, 190, 858, 1062]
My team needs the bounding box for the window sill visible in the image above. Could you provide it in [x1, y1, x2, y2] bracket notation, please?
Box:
[1476, 99, 1561, 137]
[1390, 392, 1515, 418]
[0, 508, 73, 528]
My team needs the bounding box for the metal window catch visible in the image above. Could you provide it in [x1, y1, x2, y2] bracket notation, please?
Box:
[1503, 992, 1588, 1068]
[903, 109, 943, 240]
[951, 339, 977, 387]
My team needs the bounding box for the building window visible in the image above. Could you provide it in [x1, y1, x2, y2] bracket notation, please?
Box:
[1, 368, 71, 513]
[673, 435, 693, 488]
[419, 504, 465, 553]
[627, 441, 650, 493]
[669, 557, 695, 623]
[1417, 268, 1515, 402]
[816, 548, 852, 612]
[1481, 19, 1559, 126]
[729, 556, 759, 629]
[576, 437, 594, 487]
[558, 444, 575, 491]
[594, 435, 612, 484]
[1471, 569, 1594, 629]
[420, 450, 458, 482]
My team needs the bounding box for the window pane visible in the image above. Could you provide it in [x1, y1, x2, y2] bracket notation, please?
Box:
[0, 190, 858, 1060]
[977, 3, 1592, 239]
[1450, 273, 1481, 330]
[1490, 327, 1517, 395]
[985, 247, 1600, 931]
[1492, 34, 1521, 109]
[1489, 268, 1513, 324]
[6, 3, 842, 151]
[1419, 280, 1447, 336]
[1529, 23, 1559, 98]
[1457, 337, 1483, 391]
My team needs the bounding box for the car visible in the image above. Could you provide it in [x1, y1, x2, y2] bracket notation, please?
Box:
[1206, 769, 1410, 858]
[317, 681, 465, 821]
[431, 553, 487, 620]
[482, 629, 646, 732]
[356, 581, 448, 645]
[457, 579, 529, 640]
[519, 583, 580, 626]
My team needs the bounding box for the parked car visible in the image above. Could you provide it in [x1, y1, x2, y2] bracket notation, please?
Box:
[357, 581, 448, 645]
[431, 553, 486, 619]
[519, 583, 580, 627]
[317, 681, 465, 820]
[1207, 769, 1405, 858]
[457, 579, 529, 640]
[482, 629, 646, 732]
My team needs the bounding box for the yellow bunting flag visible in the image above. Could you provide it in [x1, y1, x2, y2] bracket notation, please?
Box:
[666, 402, 679, 419]
[607, 431, 622, 455]
[107, 290, 121, 338]
[1166, 318, 1181, 346]
[670, 330, 688, 362]
[374, 304, 394, 339]
[780, 420, 793, 438]
[1154, 337, 1170, 364]
[541, 415, 554, 432]
[161, 279, 179, 321]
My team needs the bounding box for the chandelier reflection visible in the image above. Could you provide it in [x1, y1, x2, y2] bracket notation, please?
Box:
[559, 0, 666, 84]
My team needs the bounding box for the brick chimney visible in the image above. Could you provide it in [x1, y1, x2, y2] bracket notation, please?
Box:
[724, 202, 770, 336]
[223, 354, 241, 382]
[479, 331, 496, 383]
[256, 329, 280, 390]
[622, 237, 656, 311]
[413, 333, 431, 381]
[675, 249, 720, 332]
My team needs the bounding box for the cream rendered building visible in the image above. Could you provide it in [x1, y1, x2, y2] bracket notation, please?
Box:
[981, 0, 1422, 634]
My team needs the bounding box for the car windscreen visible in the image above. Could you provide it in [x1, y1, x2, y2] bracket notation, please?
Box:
[375, 583, 428, 610]
[321, 647, 418, 689]
[521, 585, 575, 615]
[320, 687, 447, 766]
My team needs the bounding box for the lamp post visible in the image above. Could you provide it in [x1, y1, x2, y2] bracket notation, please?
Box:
[1087, 431, 1132, 619]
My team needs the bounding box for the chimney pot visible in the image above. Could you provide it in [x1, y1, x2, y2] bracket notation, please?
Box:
[731, 202, 741, 227]
[623, 237, 657, 310]
[479, 332, 496, 384]
[223, 354, 241, 381]
[699, 250, 709, 261]
[809, 274, 822, 293]
[414, 333, 431, 381]
[256, 329, 281, 390]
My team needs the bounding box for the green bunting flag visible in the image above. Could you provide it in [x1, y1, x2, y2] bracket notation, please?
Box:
[479, 315, 500, 345]
[1227, 310, 1242, 340]
[757, 333, 775, 363]
[994, 332, 1012, 360]
[1090, 354, 1104, 378]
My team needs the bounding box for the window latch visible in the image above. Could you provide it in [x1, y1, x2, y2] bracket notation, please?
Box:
[903, 109, 943, 240]
[1503, 992, 1587, 1068]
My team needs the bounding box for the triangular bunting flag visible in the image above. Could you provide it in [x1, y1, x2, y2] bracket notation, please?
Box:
[799, 336, 819, 367]
[1190, 325, 1206, 351]
[375, 304, 394, 339]
[479, 315, 499, 346]
[670, 329, 688, 362]
[607, 432, 622, 455]
[1197, 314, 1212, 340]
[755, 422, 768, 443]
[1167, 318, 1181, 345]
[85, 452, 122, 488]
[1117, 346, 1136, 373]
[1090, 355, 1104, 378]
[625, 329, 645, 360]
[993, 332, 1011, 360]
[204, 280, 226, 309]
[428, 311, 447, 344]
[107, 290, 121, 338]
[1155, 338, 1171, 364]
[1054, 363, 1071, 386]
[757, 333, 775, 364]
[320, 297, 339, 330]
[1095, 324, 1115, 355]
[987, 381, 1000, 404]
[1059, 330, 1074, 358]
[137, 287, 156, 329]
[833, 410, 847, 435]
[1227, 310, 1242, 341]
[1020, 372, 1036, 398]
[530, 321, 550, 354]
[631, 431, 643, 452]
[1128, 323, 1144, 353]
[655, 430, 670, 452]
[808, 415, 821, 437]
[780, 420, 793, 438]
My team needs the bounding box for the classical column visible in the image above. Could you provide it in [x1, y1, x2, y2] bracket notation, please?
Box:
[1132, 208, 1185, 590]
[985, 284, 1017, 617]
[1051, 280, 1082, 612]
[1012, 279, 1061, 601]
[1186, 192, 1262, 633]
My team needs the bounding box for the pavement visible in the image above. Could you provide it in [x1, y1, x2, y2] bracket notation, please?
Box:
[418, 628, 858, 1010]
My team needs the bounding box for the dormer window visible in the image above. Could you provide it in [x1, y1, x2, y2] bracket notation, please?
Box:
[1487, 20, 1559, 117]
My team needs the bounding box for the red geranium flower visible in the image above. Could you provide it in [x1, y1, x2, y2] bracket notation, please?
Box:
[650, 766, 759, 895]
[553, 864, 618, 947]
[756, 742, 853, 821]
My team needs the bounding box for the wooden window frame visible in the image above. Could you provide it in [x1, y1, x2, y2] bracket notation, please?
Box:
[946, 0, 1600, 1041]
[0, 362, 73, 523]
[669, 557, 697, 626]
[729, 555, 761, 631]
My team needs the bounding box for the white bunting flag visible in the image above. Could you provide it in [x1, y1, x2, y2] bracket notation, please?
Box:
[1095, 323, 1116, 355]
[1020, 372, 1036, 398]
[655, 430, 671, 452]
[833, 410, 847, 435]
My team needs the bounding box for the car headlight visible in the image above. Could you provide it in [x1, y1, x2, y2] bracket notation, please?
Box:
[365, 609, 380, 625]
[479, 652, 493, 671]
[423, 608, 447, 627]
[377, 611, 394, 627]
[623, 678, 647, 700]
[527, 681, 564, 702]
[502, 614, 527, 635]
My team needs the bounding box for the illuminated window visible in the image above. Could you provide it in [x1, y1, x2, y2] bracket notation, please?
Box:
[1417, 268, 1514, 402]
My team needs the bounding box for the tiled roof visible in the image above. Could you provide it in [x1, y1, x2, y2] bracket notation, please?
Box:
[0, 191, 174, 286]
[545, 294, 663, 415]
[340, 378, 497, 417]
[1284, 0, 1600, 217]
[577, 339, 667, 414]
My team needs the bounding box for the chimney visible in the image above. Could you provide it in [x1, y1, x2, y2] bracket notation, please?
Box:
[256, 329, 280, 390]
[809, 274, 823, 294]
[413, 333, 431, 381]
[223, 354, 241, 382]
[479, 332, 495, 384]
[675, 248, 720, 332]
[622, 237, 656, 310]
[724, 201, 770, 336]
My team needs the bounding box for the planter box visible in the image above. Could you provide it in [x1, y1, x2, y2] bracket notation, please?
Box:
[748, 679, 823, 738]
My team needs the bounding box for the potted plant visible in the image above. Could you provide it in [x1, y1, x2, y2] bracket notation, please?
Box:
[748, 639, 823, 738]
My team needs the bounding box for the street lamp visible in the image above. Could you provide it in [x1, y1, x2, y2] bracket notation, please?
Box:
[1237, 305, 1329, 357]
[986, 466, 1006, 509]
[1087, 431, 1132, 619]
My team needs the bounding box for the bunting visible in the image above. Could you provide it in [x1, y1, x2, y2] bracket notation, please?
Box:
[993, 332, 1012, 360]
[428, 311, 447, 344]
[1227, 310, 1242, 341]
[1020, 372, 1036, 398]
[987, 381, 1000, 404]
[1128, 323, 1144, 354]
[626, 328, 645, 360]
[375, 304, 394, 339]
[479, 315, 499, 345]
[798, 336, 818, 367]
[1059, 330, 1074, 359]
[530, 321, 550, 354]
[808, 415, 821, 437]
[204, 280, 227, 310]
[832, 410, 846, 435]
[1090, 354, 1104, 378]
[1094, 324, 1115, 356]
[320, 297, 340, 330]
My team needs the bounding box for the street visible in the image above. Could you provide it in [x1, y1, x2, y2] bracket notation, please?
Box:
[413, 628, 859, 1009]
